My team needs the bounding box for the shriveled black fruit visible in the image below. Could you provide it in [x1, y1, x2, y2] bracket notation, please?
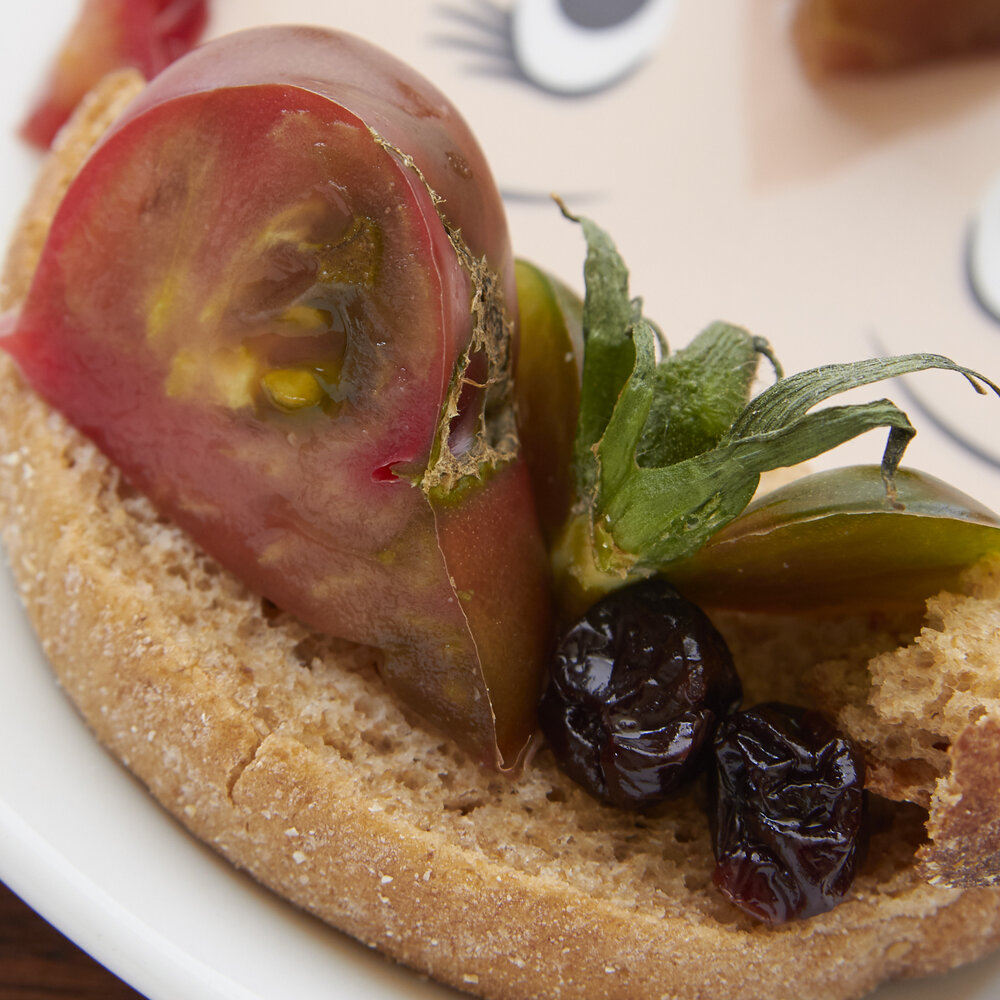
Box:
[710, 702, 868, 924]
[538, 579, 742, 808]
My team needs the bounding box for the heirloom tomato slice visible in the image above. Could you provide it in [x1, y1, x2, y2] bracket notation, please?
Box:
[3, 26, 552, 769]
[514, 259, 582, 545]
[666, 465, 1000, 612]
[20, 0, 208, 149]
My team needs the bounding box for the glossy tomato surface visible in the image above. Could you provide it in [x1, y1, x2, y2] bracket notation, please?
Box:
[4, 26, 551, 768]
[514, 258, 582, 545]
[666, 465, 1000, 612]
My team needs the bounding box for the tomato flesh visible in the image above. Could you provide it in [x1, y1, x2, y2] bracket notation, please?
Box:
[4, 27, 550, 769]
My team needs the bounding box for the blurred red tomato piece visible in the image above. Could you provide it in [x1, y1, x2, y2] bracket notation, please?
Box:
[20, 0, 207, 148]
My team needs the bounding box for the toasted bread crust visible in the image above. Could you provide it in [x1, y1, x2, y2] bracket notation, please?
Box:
[3, 72, 1000, 1000]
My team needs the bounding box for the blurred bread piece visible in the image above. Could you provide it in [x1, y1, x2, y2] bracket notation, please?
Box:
[3, 70, 1000, 1000]
[793, 0, 1000, 76]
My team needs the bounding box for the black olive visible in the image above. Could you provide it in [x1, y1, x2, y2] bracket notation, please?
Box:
[710, 702, 869, 924]
[539, 578, 742, 808]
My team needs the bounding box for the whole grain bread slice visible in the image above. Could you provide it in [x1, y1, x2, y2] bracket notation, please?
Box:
[2, 70, 1000, 1000]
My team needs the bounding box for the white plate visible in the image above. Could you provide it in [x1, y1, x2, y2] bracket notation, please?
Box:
[1, 3, 1000, 999]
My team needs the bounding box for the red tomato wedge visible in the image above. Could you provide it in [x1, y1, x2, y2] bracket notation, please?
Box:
[3, 26, 552, 769]
[20, 0, 208, 149]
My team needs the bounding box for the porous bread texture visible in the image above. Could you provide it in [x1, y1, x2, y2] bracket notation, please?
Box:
[3, 70, 1000, 1000]
[713, 562, 1000, 890]
[826, 563, 1000, 886]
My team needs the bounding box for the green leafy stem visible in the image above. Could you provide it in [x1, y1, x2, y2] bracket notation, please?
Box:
[551, 201, 1000, 612]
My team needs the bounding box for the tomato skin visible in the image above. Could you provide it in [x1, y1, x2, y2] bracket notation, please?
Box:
[665, 465, 1000, 612]
[20, 0, 208, 149]
[115, 25, 516, 310]
[514, 259, 583, 545]
[428, 460, 555, 757]
[3, 27, 549, 769]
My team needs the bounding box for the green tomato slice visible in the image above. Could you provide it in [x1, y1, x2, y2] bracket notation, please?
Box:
[514, 259, 582, 544]
[666, 465, 1000, 612]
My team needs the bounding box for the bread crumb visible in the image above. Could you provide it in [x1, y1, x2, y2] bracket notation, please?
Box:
[885, 941, 909, 962]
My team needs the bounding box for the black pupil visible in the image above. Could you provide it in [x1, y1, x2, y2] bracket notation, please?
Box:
[558, 0, 652, 31]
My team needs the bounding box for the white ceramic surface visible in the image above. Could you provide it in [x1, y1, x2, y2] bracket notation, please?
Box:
[2, 3, 1000, 998]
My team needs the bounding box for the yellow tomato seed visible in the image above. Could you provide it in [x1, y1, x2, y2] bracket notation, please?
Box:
[261, 368, 325, 411]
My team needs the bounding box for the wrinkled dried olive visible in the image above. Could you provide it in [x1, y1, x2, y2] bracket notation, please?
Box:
[710, 702, 868, 924]
[539, 578, 742, 808]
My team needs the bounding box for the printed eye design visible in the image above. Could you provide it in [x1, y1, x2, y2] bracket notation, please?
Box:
[434, 0, 677, 96]
[967, 170, 1000, 325]
[928, 174, 1000, 471]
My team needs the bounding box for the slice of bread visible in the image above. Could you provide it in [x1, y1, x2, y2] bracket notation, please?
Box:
[3, 70, 1000, 1000]
[793, 0, 1000, 76]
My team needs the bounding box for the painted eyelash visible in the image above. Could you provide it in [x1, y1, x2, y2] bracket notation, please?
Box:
[431, 0, 677, 97]
[431, 1, 521, 84]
